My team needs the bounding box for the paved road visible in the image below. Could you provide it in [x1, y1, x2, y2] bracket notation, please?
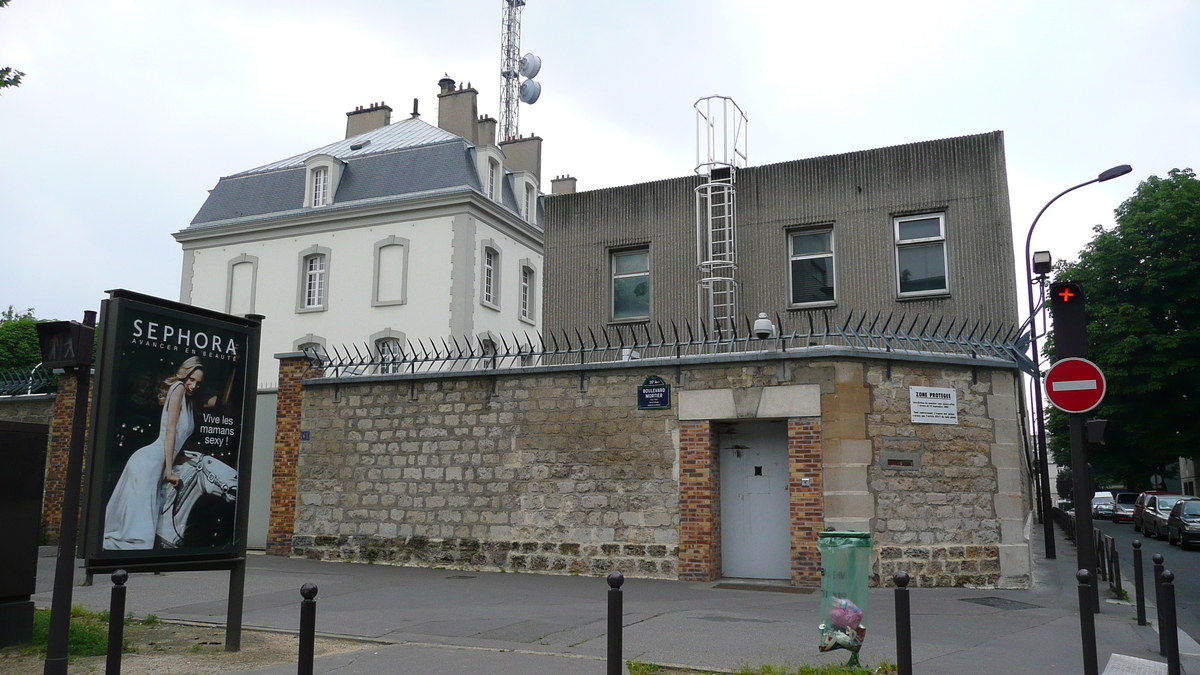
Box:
[1096, 518, 1200, 639]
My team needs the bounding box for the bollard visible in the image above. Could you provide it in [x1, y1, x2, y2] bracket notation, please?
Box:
[894, 571, 913, 675]
[1154, 554, 1166, 656]
[298, 583, 318, 675]
[607, 571, 624, 675]
[1078, 569, 1099, 675]
[106, 570, 128, 675]
[1109, 538, 1122, 597]
[1133, 540, 1146, 625]
[1095, 532, 1106, 582]
[1162, 570, 1180, 675]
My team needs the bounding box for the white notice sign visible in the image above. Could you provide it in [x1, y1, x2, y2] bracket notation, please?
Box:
[909, 386, 958, 425]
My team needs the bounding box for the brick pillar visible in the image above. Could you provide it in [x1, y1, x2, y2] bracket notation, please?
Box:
[267, 356, 307, 555]
[42, 374, 92, 544]
[789, 417, 823, 587]
[678, 420, 720, 581]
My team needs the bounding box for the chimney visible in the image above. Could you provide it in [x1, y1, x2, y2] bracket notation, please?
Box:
[551, 175, 577, 195]
[477, 116, 498, 148]
[500, 135, 543, 183]
[436, 76, 479, 144]
[345, 101, 392, 139]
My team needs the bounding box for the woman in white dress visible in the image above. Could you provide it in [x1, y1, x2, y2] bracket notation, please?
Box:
[103, 357, 206, 550]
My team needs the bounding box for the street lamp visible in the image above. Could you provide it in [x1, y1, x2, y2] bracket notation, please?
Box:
[1024, 164, 1132, 560]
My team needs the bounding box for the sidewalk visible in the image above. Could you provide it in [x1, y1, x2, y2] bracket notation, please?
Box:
[35, 525, 1195, 674]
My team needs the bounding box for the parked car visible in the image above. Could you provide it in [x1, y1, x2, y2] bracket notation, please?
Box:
[1133, 491, 1170, 532]
[1141, 493, 1186, 540]
[1167, 498, 1200, 549]
[1092, 495, 1116, 519]
[1112, 492, 1138, 523]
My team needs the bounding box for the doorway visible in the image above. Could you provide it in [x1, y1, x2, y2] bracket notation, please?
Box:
[719, 420, 790, 579]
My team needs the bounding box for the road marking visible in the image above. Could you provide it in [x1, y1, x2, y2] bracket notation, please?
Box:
[1051, 379, 1098, 391]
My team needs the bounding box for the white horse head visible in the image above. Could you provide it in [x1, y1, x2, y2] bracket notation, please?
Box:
[156, 450, 238, 549]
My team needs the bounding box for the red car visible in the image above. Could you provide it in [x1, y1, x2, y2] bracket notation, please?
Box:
[1133, 491, 1170, 533]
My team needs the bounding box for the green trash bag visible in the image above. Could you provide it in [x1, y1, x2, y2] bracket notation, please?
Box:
[817, 531, 873, 667]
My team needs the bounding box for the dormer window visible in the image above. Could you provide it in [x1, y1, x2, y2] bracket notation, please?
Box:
[488, 159, 500, 200]
[312, 167, 329, 207]
[303, 154, 344, 208]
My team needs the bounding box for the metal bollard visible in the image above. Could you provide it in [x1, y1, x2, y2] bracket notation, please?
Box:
[1109, 538, 1122, 596]
[894, 571, 913, 675]
[1162, 570, 1180, 675]
[298, 583, 318, 675]
[1078, 569, 1099, 675]
[1154, 554, 1166, 656]
[1095, 532, 1106, 582]
[607, 571, 624, 675]
[1133, 540, 1146, 625]
[106, 570, 128, 675]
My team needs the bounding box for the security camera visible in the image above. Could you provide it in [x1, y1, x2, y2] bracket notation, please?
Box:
[752, 312, 776, 340]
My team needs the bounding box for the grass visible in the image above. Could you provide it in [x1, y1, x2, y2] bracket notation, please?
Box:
[13, 606, 134, 658]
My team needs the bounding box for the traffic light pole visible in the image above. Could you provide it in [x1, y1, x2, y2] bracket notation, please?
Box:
[1070, 413, 1100, 613]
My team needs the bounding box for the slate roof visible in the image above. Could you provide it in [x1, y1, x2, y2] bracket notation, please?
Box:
[188, 117, 534, 230]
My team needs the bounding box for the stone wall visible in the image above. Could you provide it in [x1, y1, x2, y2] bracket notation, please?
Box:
[0, 394, 55, 424]
[291, 367, 682, 577]
[280, 355, 1031, 587]
[867, 364, 1031, 587]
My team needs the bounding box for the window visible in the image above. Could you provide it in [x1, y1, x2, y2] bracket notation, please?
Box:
[296, 245, 331, 312]
[305, 255, 326, 307]
[895, 213, 948, 296]
[312, 167, 329, 207]
[789, 230, 834, 305]
[376, 337, 403, 374]
[612, 249, 650, 321]
[524, 184, 535, 223]
[225, 253, 259, 315]
[480, 243, 501, 309]
[521, 266, 533, 321]
[488, 159, 500, 200]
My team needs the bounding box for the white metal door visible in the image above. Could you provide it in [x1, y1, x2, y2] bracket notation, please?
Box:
[719, 421, 790, 579]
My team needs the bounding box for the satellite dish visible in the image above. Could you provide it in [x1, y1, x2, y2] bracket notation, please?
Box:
[519, 53, 542, 79]
[519, 79, 541, 105]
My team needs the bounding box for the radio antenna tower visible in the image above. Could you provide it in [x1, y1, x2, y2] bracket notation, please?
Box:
[499, 0, 542, 142]
[694, 96, 748, 338]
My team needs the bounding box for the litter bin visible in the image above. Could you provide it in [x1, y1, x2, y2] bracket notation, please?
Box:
[817, 531, 873, 666]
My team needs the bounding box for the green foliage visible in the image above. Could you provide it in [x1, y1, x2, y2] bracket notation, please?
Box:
[0, 0, 22, 93]
[627, 661, 663, 675]
[0, 306, 43, 370]
[144, 613, 160, 625]
[18, 607, 132, 657]
[1048, 169, 1200, 487]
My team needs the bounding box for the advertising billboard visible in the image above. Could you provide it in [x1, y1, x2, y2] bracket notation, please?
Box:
[82, 290, 261, 571]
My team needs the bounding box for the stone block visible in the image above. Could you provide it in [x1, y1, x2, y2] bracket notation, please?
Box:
[997, 543, 1031, 587]
[824, 493, 875, 520]
[993, 493, 1025, 521]
[822, 412, 866, 440]
[755, 384, 821, 418]
[678, 389, 736, 420]
[986, 394, 1017, 421]
[823, 465, 869, 493]
[826, 439, 873, 466]
[995, 467, 1023, 495]
[989, 442, 1022, 470]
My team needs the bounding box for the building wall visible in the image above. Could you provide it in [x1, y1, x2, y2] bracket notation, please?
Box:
[543, 131, 1016, 336]
[0, 394, 55, 425]
[278, 353, 1030, 587]
[185, 205, 543, 389]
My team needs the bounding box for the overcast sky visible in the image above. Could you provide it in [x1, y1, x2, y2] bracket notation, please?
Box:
[2, 0, 1197, 323]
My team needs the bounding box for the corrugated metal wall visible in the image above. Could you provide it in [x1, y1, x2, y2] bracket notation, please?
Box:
[544, 131, 1018, 337]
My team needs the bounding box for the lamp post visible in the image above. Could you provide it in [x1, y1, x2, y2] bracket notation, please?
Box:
[1024, 164, 1132, 560]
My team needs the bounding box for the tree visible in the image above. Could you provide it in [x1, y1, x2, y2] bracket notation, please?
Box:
[0, 0, 24, 93]
[0, 305, 43, 370]
[1047, 169, 1200, 489]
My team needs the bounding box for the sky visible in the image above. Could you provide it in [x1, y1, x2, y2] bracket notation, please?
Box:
[1, 0, 1197, 324]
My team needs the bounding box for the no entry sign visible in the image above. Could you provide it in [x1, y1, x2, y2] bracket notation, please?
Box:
[1045, 357, 1106, 413]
